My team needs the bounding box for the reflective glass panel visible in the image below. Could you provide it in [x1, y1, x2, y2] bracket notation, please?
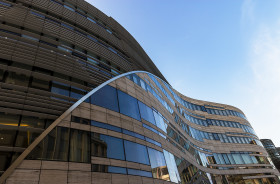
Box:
[147, 147, 169, 180]
[163, 150, 180, 183]
[91, 85, 119, 112]
[69, 129, 90, 163]
[0, 128, 17, 147]
[91, 133, 125, 160]
[127, 169, 152, 177]
[124, 140, 150, 165]
[118, 90, 141, 121]
[108, 166, 127, 174]
[20, 116, 45, 129]
[232, 154, 244, 164]
[153, 111, 167, 133]
[0, 113, 20, 126]
[42, 127, 70, 161]
[15, 129, 42, 148]
[5, 72, 29, 87]
[138, 101, 155, 125]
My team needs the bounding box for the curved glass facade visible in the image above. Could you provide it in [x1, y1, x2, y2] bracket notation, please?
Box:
[0, 0, 279, 184]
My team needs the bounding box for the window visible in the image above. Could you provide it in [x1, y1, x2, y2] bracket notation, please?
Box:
[138, 101, 155, 125]
[122, 129, 144, 140]
[0, 128, 17, 147]
[163, 150, 180, 183]
[91, 120, 121, 133]
[124, 140, 150, 165]
[0, 152, 12, 172]
[71, 116, 90, 125]
[31, 78, 50, 90]
[5, 72, 29, 87]
[20, 116, 45, 129]
[51, 81, 70, 97]
[15, 129, 42, 148]
[117, 90, 141, 121]
[91, 85, 119, 112]
[108, 166, 127, 174]
[42, 127, 70, 161]
[147, 148, 169, 180]
[0, 113, 20, 126]
[232, 154, 244, 164]
[69, 129, 90, 163]
[127, 169, 152, 177]
[91, 133, 125, 160]
[153, 111, 167, 133]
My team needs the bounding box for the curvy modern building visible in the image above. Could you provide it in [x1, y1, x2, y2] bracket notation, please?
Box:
[0, 0, 279, 183]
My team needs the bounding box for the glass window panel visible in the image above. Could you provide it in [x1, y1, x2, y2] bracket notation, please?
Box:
[42, 127, 70, 161]
[70, 87, 86, 100]
[222, 154, 230, 165]
[31, 78, 50, 90]
[91, 85, 119, 112]
[127, 169, 152, 178]
[227, 154, 236, 164]
[91, 134, 125, 160]
[232, 154, 244, 164]
[147, 147, 169, 180]
[138, 101, 155, 125]
[51, 81, 70, 96]
[0, 113, 20, 126]
[91, 120, 121, 133]
[20, 116, 45, 129]
[0, 128, 17, 147]
[217, 154, 225, 164]
[108, 166, 127, 174]
[15, 129, 42, 148]
[241, 154, 253, 164]
[153, 111, 167, 133]
[0, 152, 12, 172]
[118, 90, 141, 121]
[145, 137, 161, 147]
[122, 129, 144, 140]
[5, 72, 29, 87]
[163, 150, 180, 183]
[124, 140, 150, 165]
[69, 129, 90, 163]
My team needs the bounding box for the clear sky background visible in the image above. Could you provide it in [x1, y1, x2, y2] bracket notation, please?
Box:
[87, 0, 280, 147]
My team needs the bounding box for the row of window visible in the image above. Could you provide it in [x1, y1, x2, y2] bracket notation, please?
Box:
[28, 2, 128, 62]
[0, 62, 89, 103]
[211, 153, 269, 165]
[26, 126, 180, 183]
[49, 0, 117, 37]
[92, 164, 153, 178]
[127, 74, 254, 143]
[72, 116, 162, 147]
[1, 21, 122, 77]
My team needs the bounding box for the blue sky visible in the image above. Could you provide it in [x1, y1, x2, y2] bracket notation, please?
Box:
[87, 0, 280, 147]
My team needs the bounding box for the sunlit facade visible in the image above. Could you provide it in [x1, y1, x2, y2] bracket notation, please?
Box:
[0, 0, 279, 184]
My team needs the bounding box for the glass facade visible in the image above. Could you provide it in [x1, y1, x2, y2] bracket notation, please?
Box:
[0, 0, 278, 182]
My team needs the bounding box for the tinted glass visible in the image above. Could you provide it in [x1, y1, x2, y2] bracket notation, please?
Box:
[91, 85, 119, 112]
[127, 169, 152, 178]
[0, 128, 17, 146]
[51, 81, 70, 97]
[31, 78, 50, 90]
[69, 129, 90, 163]
[232, 154, 244, 164]
[122, 129, 145, 140]
[124, 140, 150, 165]
[163, 150, 180, 183]
[0, 152, 12, 172]
[42, 127, 70, 161]
[153, 111, 167, 133]
[0, 113, 19, 126]
[91, 133, 125, 160]
[20, 116, 45, 129]
[5, 72, 29, 87]
[138, 101, 155, 125]
[118, 90, 141, 121]
[15, 129, 42, 148]
[147, 147, 169, 180]
[108, 166, 127, 174]
[91, 120, 121, 132]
